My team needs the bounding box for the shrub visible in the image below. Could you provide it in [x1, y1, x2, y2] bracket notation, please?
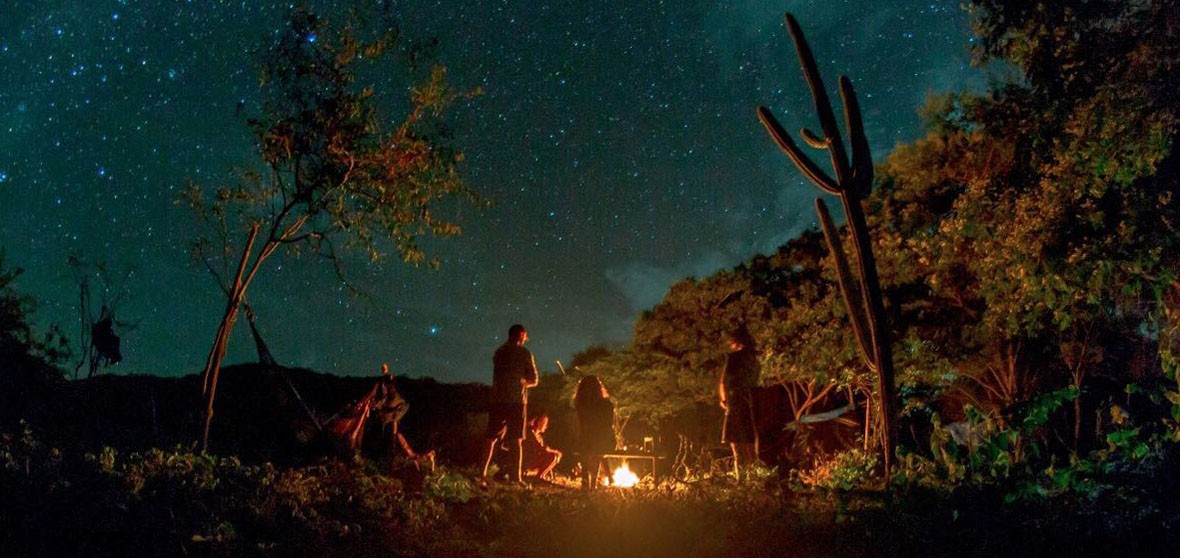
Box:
[794, 448, 879, 491]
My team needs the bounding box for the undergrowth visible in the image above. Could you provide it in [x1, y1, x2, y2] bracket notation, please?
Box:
[3, 412, 1179, 558]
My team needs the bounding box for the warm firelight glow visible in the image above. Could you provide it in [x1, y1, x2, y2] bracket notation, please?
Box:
[607, 462, 640, 488]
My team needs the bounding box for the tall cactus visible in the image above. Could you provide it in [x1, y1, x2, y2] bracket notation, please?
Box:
[756, 13, 897, 479]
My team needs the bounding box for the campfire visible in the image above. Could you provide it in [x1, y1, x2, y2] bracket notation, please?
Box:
[604, 461, 640, 488]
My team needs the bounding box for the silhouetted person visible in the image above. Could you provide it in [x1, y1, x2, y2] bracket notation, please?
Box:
[481, 324, 539, 485]
[720, 326, 760, 480]
[372, 364, 433, 471]
[574, 375, 615, 491]
[522, 413, 562, 480]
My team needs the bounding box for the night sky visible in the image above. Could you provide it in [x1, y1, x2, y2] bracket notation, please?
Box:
[1, 1, 978, 383]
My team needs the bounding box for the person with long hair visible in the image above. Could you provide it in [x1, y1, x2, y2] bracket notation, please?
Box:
[573, 375, 615, 491]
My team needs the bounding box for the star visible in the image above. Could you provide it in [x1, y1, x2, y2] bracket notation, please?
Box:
[0, 0, 977, 381]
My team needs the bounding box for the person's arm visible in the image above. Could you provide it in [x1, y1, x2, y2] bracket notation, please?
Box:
[718, 366, 729, 410]
[522, 352, 539, 389]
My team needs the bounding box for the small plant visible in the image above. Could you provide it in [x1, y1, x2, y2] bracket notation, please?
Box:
[925, 386, 1078, 486]
[424, 468, 479, 504]
[1162, 337, 1180, 440]
[795, 448, 879, 491]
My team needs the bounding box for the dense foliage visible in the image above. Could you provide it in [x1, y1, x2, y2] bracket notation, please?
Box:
[0, 253, 69, 375]
[0, 253, 69, 431]
[183, 8, 482, 274]
[580, 0, 1180, 466]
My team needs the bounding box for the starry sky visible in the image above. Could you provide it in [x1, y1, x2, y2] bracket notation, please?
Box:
[0, 0, 979, 383]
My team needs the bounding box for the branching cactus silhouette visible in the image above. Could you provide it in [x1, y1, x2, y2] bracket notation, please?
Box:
[756, 13, 897, 479]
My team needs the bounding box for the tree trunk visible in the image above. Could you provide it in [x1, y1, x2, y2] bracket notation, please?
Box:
[200, 225, 260, 452]
[245, 302, 277, 367]
[198, 212, 307, 452]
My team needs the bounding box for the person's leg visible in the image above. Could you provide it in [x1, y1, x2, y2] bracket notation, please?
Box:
[736, 442, 756, 480]
[507, 438, 524, 482]
[730, 442, 742, 479]
[732, 394, 758, 480]
[591, 455, 605, 489]
[580, 453, 602, 490]
[481, 436, 500, 479]
[507, 404, 526, 482]
[540, 450, 561, 478]
[483, 405, 507, 480]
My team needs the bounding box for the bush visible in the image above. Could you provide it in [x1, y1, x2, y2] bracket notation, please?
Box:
[794, 448, 879, 492]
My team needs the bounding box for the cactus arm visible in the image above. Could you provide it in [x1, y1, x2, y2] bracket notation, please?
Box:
[839, 76, 874, 199]
[757, 107, 841, 194]
[817, 198, 876, 369]
[801, 128, 829, 149]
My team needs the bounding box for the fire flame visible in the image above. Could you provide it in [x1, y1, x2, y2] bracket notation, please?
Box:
[608, 462, 640, 488]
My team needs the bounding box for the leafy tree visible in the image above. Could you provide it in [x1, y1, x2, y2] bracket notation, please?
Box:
[964, 0, 1179, 344]
[573, 275, 754, 436]
[0, 251, 69, 427]
[633, 271, 765, 373]
[740, 233, 862, 390]
[872, 0, 1180, 435]
[183, 8, 483, 450]
[967, 0, 1180, 337]
[576, 347, 714, 432]
[0, 255, 39, 365]
[587, 234, 881, 437]
[0, 252, 69, 373]
[567, 344, 613, 371]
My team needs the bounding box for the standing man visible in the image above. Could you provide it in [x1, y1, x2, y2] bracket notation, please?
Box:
[719, 326, 760, 481]
[481, 324, 539, 484]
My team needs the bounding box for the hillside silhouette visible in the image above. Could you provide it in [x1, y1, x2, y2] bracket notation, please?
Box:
[1, 364, 491, 466]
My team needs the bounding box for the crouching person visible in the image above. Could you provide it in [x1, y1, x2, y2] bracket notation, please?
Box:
[522, 413, 562, 480]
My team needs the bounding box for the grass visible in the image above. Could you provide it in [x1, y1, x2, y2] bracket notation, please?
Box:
[3, 423, 1179, 558]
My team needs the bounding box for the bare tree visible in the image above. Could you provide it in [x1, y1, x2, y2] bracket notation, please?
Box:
[67, 255, 137, 379]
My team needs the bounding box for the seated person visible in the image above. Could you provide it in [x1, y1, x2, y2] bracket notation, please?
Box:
[372, 364, 434, 471]
[521, 413, 562, 479]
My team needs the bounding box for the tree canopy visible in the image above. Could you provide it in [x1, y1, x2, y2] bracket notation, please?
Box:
[184, 8, 483, 278]
[185, 7, 483, 450]
[590, 0, 1180, 445]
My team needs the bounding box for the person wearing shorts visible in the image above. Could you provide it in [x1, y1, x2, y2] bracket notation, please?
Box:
[481, 324, 539, 484]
